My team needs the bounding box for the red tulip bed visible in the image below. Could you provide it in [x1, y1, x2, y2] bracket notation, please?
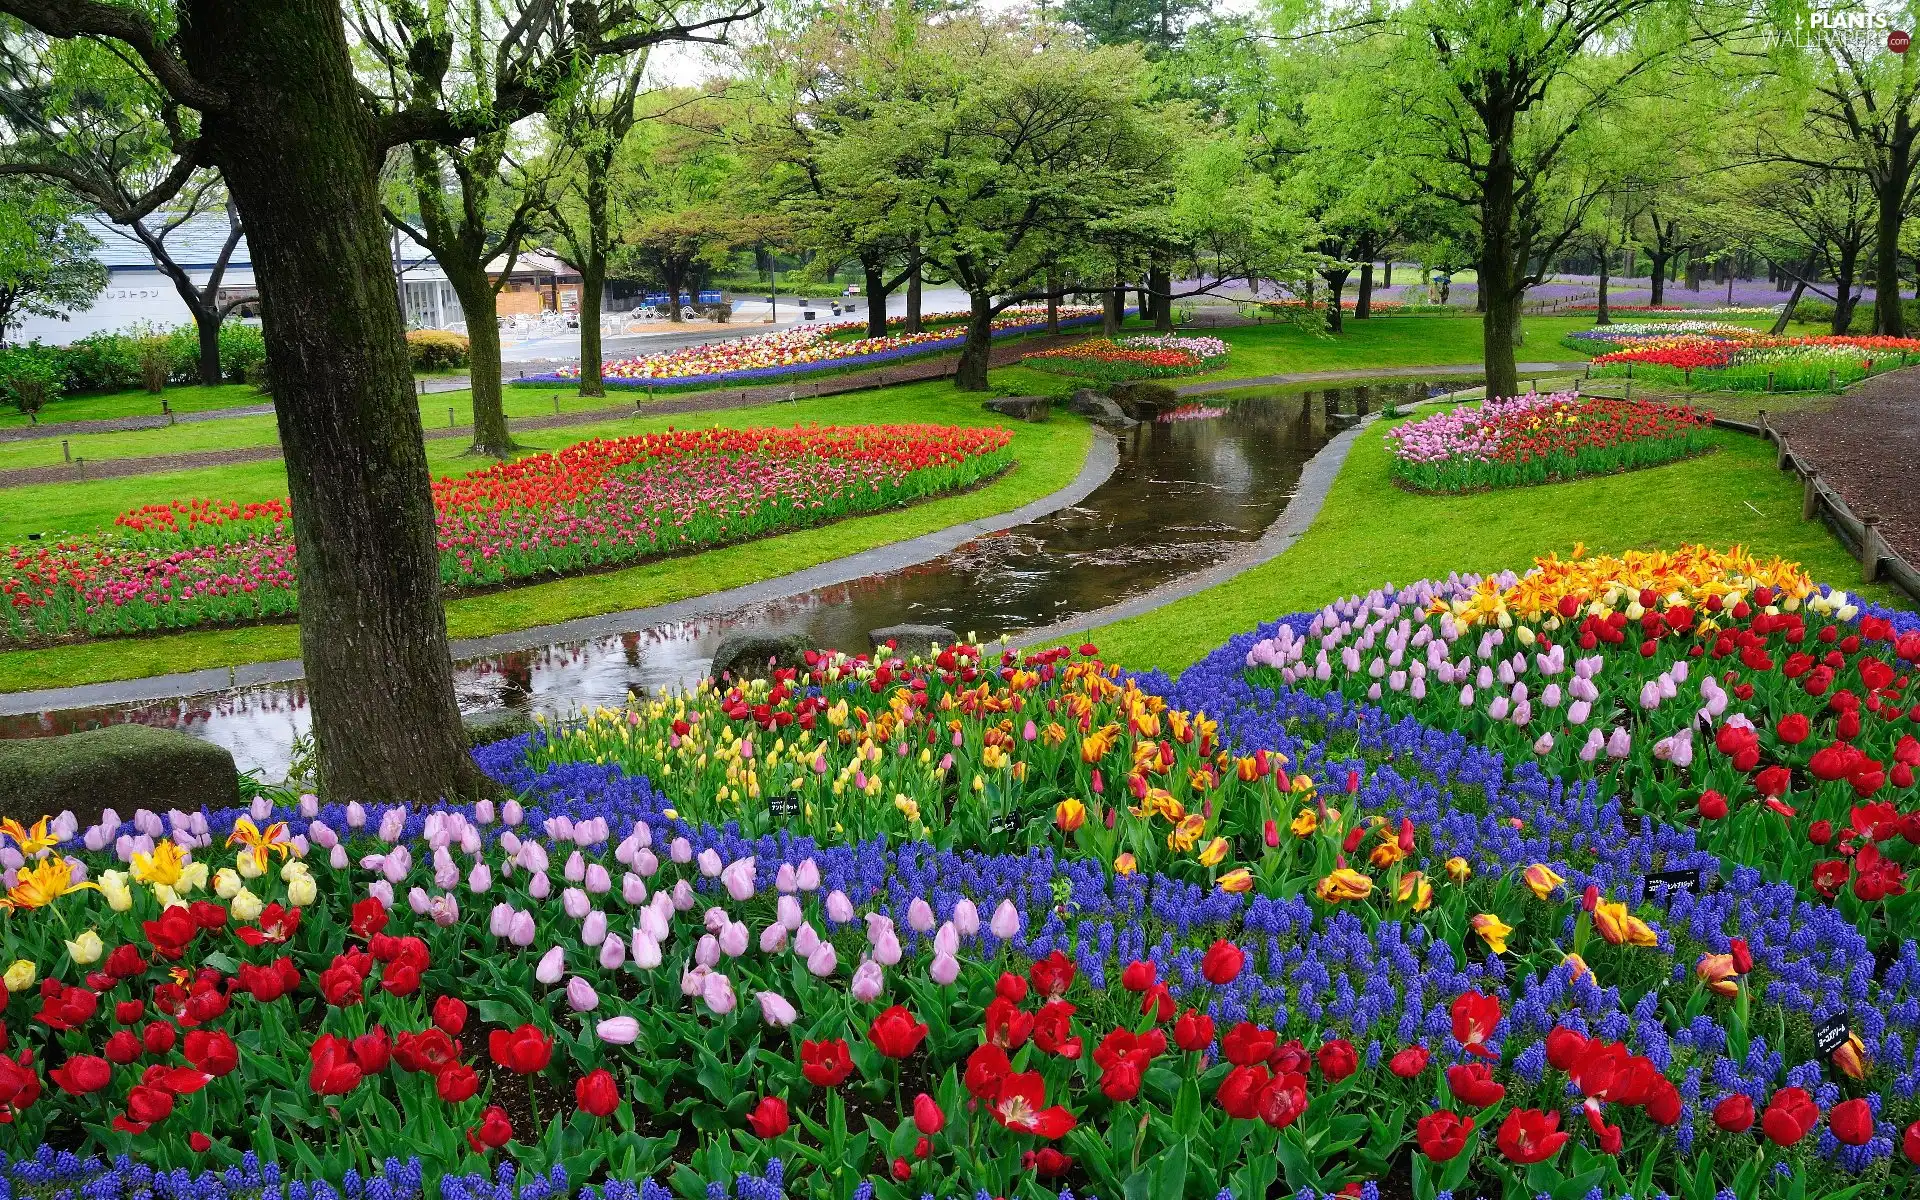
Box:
[1570, 326, 1920, 392]
[1022, 336, 1231, 383]
[0, 425, 1011, 646]
[9, 544, 1920, 1200]
[1385, 392, 1715, 492]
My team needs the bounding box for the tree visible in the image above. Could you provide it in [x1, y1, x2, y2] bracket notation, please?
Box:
[0, 0, 755, 804]
[1061, 0, 1210, 54]
[543, 55, 650, 397]
[1366, 0, 1705, 397]
[0, 177, 103, 341]
[608, 102, 742, 322]
[613, 207, 742, 315]
[0, 35, 247, 382]
[1729, 156, 1876, 335]
[825, 18, 1171, 390]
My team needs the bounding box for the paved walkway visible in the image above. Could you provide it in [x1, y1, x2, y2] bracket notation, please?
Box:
[1770, 368, 1920, 564]
[0, 431, 1122, 715]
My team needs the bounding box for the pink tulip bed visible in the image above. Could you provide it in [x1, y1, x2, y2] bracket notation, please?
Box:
[1385, 392, 1716, 492]
[0, 425, 1012, 645]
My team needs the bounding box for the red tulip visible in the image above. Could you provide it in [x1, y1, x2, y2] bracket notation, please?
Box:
[433, 996, 468, 1036]
[868, 1005, 929, 1059]
[183, 1030, 237, 1077]
[747, 1094, 792, 1138]
[1451, 992, 1501, 1059]
[913, 1091, 946, 1134]
[1496, 1107, 1569, 1164]
[1216, 1063, 1269, 1119]
[1416, 1109, 1474, 1161]
[1316, 1038, 1357, 1082]
[465, 1104, 512, 1152]
[576, 1068, 619, 1117]
[307, 1034, 363, 1096]
[1905, 1119, 1920, 1164]
[394, 1028, 459, 1074]
[1447, 1062, 1506, 1108]
[1027, 951, 1075, 1000]
[437, 1062, 480, 1103]
[1221, 1022, 1276, 1067]
[1387, 1045, 1430, 1078]
[50, 1054, 111, 1095]
[189, 1131, 212, 1152]
[1201, 939, 1244, 985]
[988, 1070, 1076, 1138]
[142, 1021, 176, 1055]
[1712, 1094, 1754, 1132]
[1256, 1071, 1307, 1130]
[964, 1043, 1012, 1099]
[800, 1038, 854, 1087]
[1120, 960, 1156, 992]
[1776, 712, 1810, 743]
[1761, 1087, 1819, 1146]
[1831, 1097, 1874, 1146]
[1697, 790, 1727, 820]
[103, 1030, 141, 1065]
[1729, 937, 1752, 975]
[1173, 1009, 1214, 1053]
[1032, 1000, 1080, 1059]
[350, 897, 390, 937]
[994, 972, 1028, 1004]
[488, 1024, 553, 1074]
[350, 1027, 391, 1075]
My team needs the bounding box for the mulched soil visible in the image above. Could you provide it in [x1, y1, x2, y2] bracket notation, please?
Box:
[0, 331, 1095, 490]
[1770, 367, 1920, 563]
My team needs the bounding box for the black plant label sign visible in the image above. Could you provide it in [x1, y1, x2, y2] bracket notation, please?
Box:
[1814, 1015, 1852, 1058]
[769, 794, 799, 818]
[991, 813, 1022, 838]
[1648, 869, 1700, 894]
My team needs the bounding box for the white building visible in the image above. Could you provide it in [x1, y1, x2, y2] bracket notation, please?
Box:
[13, 215, 575, 344]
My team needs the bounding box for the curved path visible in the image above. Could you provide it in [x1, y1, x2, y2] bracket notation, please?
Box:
[0, 431, 1122, 716]
[1769, 368, 1920, 565]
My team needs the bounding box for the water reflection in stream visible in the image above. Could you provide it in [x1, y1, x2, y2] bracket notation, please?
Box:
[1, 379, 1467, 776]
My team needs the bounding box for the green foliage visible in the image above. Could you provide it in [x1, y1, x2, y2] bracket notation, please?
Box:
[7, 323, 268, 395]
[0, 179, 107, 341]
[0, 344, 63, 418]
[407, 329, 471, 371]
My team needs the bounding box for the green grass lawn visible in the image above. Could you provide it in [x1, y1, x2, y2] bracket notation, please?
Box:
[0, 384, 268, 429]
[1179, 314, 1600, 384]
[1073, 419, 1909, 678]
[0, 384, 1092, 692]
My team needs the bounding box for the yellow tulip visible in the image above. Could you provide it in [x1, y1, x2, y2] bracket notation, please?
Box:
[287, 873, 318, 907]
[130, 840, 191, 888]
[65, 930, 103, 965]
[1695, 953, 1737, 998]
[1832, 1033, 1870, 1080]
[1218, 868, 1254, 893]
[230, 888, 265, 922]
[1114, 853, 1138, 876]
[3, 959, 36, 992]
[1315, 868, 1373, 903]
[1445, 856, 1472, 884]
[1396, 871, 1433, 913]
[214, 868, 243, 899]
[1561, 952, 1595, 986]
[1, 856, 100, 911]
[1471, 912, 1513, 955]
[1523, 863, 1566, 899]
[99, 869, 132, 912]
[1055, 798, 1087, 833]
[1167, 814, 1206, 853]
[1197, 837, 1229, 867]
[1291, 809, 1318, 837]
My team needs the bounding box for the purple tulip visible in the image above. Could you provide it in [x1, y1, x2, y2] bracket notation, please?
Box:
[702, 972, 736, 1015]
[850, 959, 884, 1003]
[806, 942, 838, 978]
[757, 991, 798, 1028]
[907, 898, 936, 933]
[719, 920, 749, 958]
[566, 977, 599, 1012]
[582, 910, 608, 948]
[597, 1015, 639, 1044]
[759, 923, 789, 954]
[826, 890, 854, 924]
[990, 899, 1020, 939]
[508, 910, 537, 947]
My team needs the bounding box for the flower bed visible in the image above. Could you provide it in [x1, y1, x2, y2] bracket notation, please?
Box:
[1022, 335, 1230, 383]
[1385, 392, 1715, 492]
[517, 308, 1105, 392]
[1563, 306, 1781, 317]
[1256, 299, 1459, 316]
[0, 425, 1011, 645]
[7, 545, 1920, 1198]
[1566, 324, 1920, 392]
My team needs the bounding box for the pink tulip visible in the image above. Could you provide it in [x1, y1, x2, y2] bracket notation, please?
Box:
[796, 859, 821, 891]
[907, 898, 936, 933]
[566, 977, 599, 1012]
[502, 800, 524, 826]
[529, 871, 552, 900]
[929, 953, 960, 986]
[850, 959, 884, 1003]
[872, 927, 902, 966]
[989, 899, 1021, 939]
[585, 864, 612, 894]
[719, 921, 749, 958]
[775, 863, 797, 893]
[806, 942, 838, 977]
[722, 857, 756, 901]
[826, 890, 854, 924]
[563, 888, 591, 920]
[407, 887, 430, 915]
[759, 923, 789, 954]
[565, 851, 586, 882]
[491, 902, 515, 938]
[598, 933, 626, 970]
[582, 910, 608, 947]
[794, 922, 821, 958]
[697, 848, 723, 877]
[468, 862, 493, 893]
[756, 991, 798, 1027]
[621, 872, 646, 905]
[776, 894, 803, 931]
[670, 837, 693, 864]
[702, 972, 737, 1015]
[632, 931, 663, 969]
[596, 1015, 639, 1044]
[953, 898, 979, 937]
[934, 922, 959, 957]
[507, 910, 536, 946]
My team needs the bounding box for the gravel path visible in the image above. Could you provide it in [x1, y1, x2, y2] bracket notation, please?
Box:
[1771, 368, 1920, 563]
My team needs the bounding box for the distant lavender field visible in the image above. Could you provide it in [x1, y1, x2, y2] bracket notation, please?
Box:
[1226, 271, 1910, 310]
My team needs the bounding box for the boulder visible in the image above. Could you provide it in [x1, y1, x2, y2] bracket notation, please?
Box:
[1110, 380, 1180, 420]
[0, 724, 239, 826]
[708, 630, 814, 684]
[462, 708, 541, 748]
[982, 395, 1052, 422]
[869, 624, 960, 657]
[1066, 388, 1135, 427]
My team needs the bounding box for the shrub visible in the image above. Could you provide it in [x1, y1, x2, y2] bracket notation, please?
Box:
[408, 328, 471, 371]
[0, 345, 63, 420]
[60, 330, 143, 391]
[135, 332, 171, 393]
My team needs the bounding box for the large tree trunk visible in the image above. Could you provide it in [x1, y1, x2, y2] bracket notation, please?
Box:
[1595, 244, 1611, 326]
[1321, 268, 1351, 333]
[904, 255, 923, 335]
[1771, 277, 1807, 334]
[665, 266, 686, 323]
[954, 296, 993, 391]
[1150, 259, 1173, 332]
[577, 249, 606, 398]
[1102, 277, 1123, 335]
[179, 0, 484, 804]
[1478, 156, 1520, 399]
[863, 255, 888, 338]
[444, 265, 512, 456]
[1045, 266, 1060, 335]
[1875, 162, 1910, 336]
[1382, 260, 1392, 289]
[1647, 251, 1669, 306]
[192, 307, 224, 385]
[1834, 244, 1861, 335]
[1356, 260, 1373, 320]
